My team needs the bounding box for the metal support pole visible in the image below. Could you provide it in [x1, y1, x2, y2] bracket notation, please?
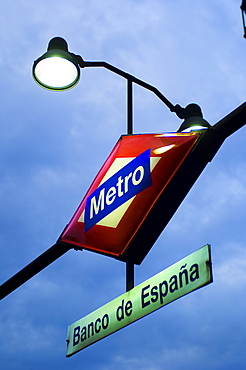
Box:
[125, 77, 134, 291]
[126, 263, 134, 291]
[127, 79, 133, 135]
[0, 243, 72, 300]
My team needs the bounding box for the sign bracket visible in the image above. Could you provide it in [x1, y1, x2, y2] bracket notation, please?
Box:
[126, 81, 134, 291]
[126, 262, 134, 291]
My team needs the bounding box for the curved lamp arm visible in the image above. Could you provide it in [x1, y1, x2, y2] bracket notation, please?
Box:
[78, 59, 186, 115]
[75, 57, 187, 134]
[33, 37, 208, 135]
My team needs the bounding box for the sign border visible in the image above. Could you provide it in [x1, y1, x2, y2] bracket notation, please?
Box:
[66, 244, 212, 357]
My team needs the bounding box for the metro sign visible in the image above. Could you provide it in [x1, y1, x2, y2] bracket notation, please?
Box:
[58, 132, 200, 264]
[84, 149, 152, 232]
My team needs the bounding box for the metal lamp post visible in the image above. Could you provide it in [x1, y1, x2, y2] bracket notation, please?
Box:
[0, 37, 245, 300]
[35, 37, 212, 290]
[32, 37, 212, 292]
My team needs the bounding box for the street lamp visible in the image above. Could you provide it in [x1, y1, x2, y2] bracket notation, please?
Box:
[32, 37, 245, 287]
[0, 38, 245, 300]
[31, 38, 246, 274]
[32, 37, 212, 291]
[33, 38, 80, 90]
[177, 104, 211, 132]
[33, 37, 210, 135]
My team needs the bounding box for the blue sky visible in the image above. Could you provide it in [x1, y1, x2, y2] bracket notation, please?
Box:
[0, 1, 246, 369]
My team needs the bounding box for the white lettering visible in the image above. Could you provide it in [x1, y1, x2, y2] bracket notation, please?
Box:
[116, 176, 124, 197]
[90, 188, 105, 219]
[89, 165, 146, 221]
[124, 173, 132, 193]
[132, 166, 144, 186]
[106, 187, 116, 205]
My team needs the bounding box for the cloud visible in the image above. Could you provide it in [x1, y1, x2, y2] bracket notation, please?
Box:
[0, 1, 245, 370]
[215, 243, 246, 289]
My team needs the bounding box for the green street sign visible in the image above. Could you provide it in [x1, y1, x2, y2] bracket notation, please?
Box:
[66, 244, 212, 357]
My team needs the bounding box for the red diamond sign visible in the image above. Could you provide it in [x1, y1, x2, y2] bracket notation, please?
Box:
[58, 132, 199, 264]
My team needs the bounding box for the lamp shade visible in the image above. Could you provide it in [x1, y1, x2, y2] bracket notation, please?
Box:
[32, 37, 80, 91]
[177, 104, 211, 132]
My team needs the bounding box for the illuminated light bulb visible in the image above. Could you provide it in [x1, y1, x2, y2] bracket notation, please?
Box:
[33, 57, 79, 90]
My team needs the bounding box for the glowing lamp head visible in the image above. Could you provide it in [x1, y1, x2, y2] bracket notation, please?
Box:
[32, 37, 80, 91]
[177, 104, 211, 133]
